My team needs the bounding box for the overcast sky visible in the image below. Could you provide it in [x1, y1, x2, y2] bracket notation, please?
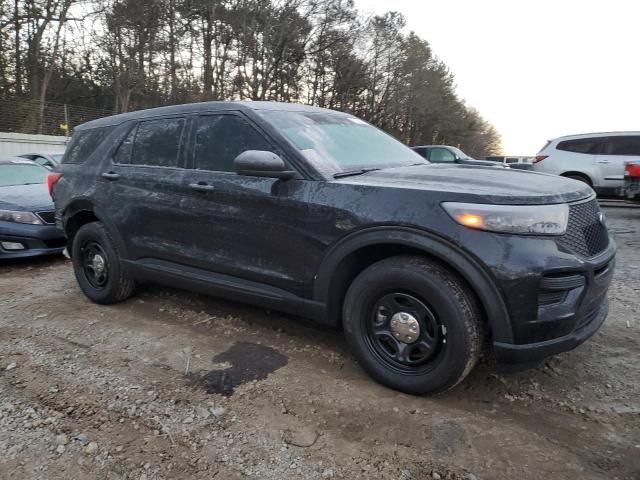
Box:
[355, 0, 640, 155]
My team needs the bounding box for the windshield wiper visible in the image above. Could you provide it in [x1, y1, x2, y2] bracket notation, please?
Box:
[333, 168, 381, 179]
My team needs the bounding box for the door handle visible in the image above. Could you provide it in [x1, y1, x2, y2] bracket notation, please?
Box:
[101, 171, 121, 180]
[189, 182, 215, 192]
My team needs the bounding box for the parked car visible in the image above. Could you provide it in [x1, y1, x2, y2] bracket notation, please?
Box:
[18, 152, 65, 170]
[411, 145, 506, 168]
[51, 102, 615, 395]
[621, 161, 640, 201]
[533, 132, 640, 195]
[485, 155, 534, 171]
[0, 157, 66, 259]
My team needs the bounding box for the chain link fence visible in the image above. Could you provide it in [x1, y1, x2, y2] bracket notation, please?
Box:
[0, 96, 113, 136]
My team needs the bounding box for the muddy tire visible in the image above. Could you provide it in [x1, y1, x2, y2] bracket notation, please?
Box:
[71, 222, 136, 304]
[343, 255, 483, 395]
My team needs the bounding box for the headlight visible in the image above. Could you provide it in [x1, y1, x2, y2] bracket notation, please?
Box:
[442, 202, 568, 235]
[0, 209, 43, 225]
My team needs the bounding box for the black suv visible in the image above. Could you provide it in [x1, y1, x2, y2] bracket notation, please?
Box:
[51, 102, 616, 395]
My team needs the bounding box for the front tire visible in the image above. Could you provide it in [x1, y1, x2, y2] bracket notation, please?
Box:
[71, 222, 136, 304]
[343, 255, 483, 395]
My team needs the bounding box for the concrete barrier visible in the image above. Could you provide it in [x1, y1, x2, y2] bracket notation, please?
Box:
[0, 132, 68, 157]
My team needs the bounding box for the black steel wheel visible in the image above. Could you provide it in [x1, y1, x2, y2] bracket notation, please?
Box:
[71, 222, 136, 304]
[81, 241, 109, 289]
[367, 292, 443, 373]
[343, 255, 484, 395]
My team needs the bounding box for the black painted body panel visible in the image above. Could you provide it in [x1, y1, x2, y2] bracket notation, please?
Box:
[53, 101, 615, 367]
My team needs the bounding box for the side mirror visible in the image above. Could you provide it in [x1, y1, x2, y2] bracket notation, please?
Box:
[234, 150, 296, 179]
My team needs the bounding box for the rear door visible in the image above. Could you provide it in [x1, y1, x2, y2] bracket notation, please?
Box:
[595, 136, 640, 188]
[553, 138, 599, 181]
[178, 112, 313, 295]
[99, 116, 191, 263]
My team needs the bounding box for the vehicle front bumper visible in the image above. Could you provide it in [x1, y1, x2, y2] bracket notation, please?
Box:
[453, 217, 616, 369]
[0, 220, 66, 260]
[493, 297, 608, 367]
[485, 240, 616, 369]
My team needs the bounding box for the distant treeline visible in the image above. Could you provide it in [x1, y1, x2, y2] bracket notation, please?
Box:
[0, 0, 501, 156]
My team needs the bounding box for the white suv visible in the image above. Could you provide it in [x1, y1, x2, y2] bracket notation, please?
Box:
[533, 132, 640, 195]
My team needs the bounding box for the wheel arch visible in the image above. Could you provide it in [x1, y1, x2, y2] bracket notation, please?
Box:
[560, 171, 594, 186]
[63, 200, 128, 259]
[313, 226, 513, 343]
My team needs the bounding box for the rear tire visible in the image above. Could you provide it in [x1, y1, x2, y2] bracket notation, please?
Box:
[71, 222, 136, 304]
[342, 255, 483, 395]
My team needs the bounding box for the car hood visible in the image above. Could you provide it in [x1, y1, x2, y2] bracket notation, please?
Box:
[0, 183, 54, 211]
[333, 164, 593, 205]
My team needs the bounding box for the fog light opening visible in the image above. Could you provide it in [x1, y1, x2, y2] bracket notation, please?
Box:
[1, 241, 25, 251]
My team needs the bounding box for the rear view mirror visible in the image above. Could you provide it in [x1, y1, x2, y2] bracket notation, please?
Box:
[234, 150, 296, 179]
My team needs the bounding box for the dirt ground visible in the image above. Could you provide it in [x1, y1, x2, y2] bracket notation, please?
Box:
[1, 205, 639, 480]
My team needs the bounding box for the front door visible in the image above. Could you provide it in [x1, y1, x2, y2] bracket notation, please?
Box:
[179, 112, 315, 295]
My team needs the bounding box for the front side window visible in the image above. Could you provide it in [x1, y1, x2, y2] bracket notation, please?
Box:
[430, 148, 457, 162]
[131, 118, 185, 167]
[257, 110, 426, 175]
[193, 115, 274, 172]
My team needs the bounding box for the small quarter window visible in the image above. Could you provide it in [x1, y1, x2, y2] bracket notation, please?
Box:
[63, 127, 111, 164]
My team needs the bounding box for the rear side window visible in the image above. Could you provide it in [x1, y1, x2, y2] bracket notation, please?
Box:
[602, 136, 640, 156]
[556, 138, 600, 154]
[131, 117, 185, 167]
[193, 115, 273, 172]
[63, 127, 111, 164]
[412, 147, 427, 159]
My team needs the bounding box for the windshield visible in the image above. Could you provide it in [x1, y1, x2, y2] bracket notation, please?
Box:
[0, 163, 48, 187]
[258, 110, 427, 176]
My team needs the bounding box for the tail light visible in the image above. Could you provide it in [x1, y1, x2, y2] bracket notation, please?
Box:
[625, 161, 640, 177]
[533, 155, 548, 163]
[46, 172, 63, 197]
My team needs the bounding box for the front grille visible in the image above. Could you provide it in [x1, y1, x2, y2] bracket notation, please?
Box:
[558, 199, 609, 257]
[36, 210, 56, 224]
